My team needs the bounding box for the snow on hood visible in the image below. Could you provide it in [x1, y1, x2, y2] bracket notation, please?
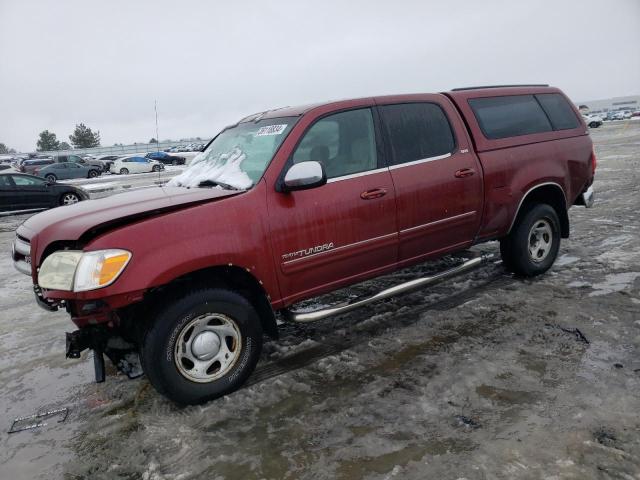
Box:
[168, 147, 253, 190]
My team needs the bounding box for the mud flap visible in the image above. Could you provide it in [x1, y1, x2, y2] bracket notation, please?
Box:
[94, 350, 106, 383]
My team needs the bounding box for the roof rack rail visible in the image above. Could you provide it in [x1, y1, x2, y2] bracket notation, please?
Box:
[451, 84, 549, 91]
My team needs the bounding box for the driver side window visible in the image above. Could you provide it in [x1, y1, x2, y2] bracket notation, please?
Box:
[292, 108, 378, 179]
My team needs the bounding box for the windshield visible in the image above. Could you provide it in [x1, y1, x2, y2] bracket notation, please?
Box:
[168, 117, 296, 189]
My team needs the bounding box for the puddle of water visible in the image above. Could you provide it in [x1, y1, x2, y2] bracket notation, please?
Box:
[336, 439, 476, 479]
[588, 272, 640, 297]
[475, 385, 536, 405]
[555, 255, 580, 267]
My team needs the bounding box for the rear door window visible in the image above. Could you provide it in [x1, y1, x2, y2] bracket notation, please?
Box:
[468, 95, 553, 139]
[535, 93, 580, 130]
[378, 102, 456, 166]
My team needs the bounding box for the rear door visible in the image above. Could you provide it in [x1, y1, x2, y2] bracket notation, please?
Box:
[267, 107, 398, 304]
[377, 98, 483, 266]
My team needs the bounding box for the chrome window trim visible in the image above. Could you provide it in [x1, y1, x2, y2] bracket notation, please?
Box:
[388, 152, 452, 171]
[282, 232, 397, 265]
[399, 211, 477, 234]
[326, 167, 389, 183]
[507, 182, 567, 234]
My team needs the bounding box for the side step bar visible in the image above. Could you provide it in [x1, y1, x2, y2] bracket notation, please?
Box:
[284, 254, 492, 323]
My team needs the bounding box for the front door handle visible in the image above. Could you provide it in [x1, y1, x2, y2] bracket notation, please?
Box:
[360, 188, 387, 200]
[454, 168, 475, 178]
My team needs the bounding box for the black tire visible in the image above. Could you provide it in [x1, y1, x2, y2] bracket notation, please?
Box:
[119, 168, 129, 175]
[152, 165, 162, 172]
[45, 174, 56, 183]
[88, 169, 99, 178]
[141, 288, 263, 405]
[500, 203, 561, 277]
[172, 159, 178, 166]
[589, 122, 598, 128]
[59, 192, 80, 206]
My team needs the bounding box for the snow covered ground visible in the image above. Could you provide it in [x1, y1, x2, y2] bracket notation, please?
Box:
[0, 122, 639, 479]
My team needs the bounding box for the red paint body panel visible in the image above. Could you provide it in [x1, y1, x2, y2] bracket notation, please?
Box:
[14, 86, 594, 326]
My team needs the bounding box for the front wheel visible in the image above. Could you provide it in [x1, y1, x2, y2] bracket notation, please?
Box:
[45, 174, 57, 183]
[141, 288, 263, 405]
[500, 203, 561, 277]
[88, 169, 99, 178]
[119, 168, 129, 175]
[152, 165, 162, 172]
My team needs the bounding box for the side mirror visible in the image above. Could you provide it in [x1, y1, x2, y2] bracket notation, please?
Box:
[282, 161, 327, 192]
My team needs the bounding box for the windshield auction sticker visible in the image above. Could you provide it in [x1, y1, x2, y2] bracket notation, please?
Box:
[255, 124, 288, 136]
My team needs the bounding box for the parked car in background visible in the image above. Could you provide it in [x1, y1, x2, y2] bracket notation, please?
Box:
[95, 155, 122, 172]
[19, 158, 55, 174]
[145, 151, 186, 165]
[622, 111, 633, 119]
[55, 154, 105, 171]
[0, 172, 88, 211]
[632, 111, 640, 118]
[110, 156, 164, 174]
[36, 162, 102, 182]
[0, 164, 13, 171]
[609, 111, 625, 121]
[583, 114, 603, 128]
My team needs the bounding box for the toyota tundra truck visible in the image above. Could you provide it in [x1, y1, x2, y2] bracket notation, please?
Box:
[12, 85, 596, 405]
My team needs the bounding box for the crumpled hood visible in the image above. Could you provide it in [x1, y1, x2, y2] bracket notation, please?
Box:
[19, 186, 241, 252]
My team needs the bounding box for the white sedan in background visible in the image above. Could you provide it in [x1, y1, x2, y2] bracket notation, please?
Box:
[110, 156, 164, 175]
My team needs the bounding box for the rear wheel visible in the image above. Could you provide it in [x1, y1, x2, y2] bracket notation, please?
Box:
[119, 168, 129, 175]
[88, 169, 99, 178]
[172, 159, 178, 166]
[141, 288, 263, 405]
[152, 165, 162, 172]
[500, 203, 561, 277]
[60, 192, 80, 205]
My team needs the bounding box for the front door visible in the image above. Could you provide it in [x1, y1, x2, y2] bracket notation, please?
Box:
[267, 107, 398, 305]
[377, 99, 483, 266]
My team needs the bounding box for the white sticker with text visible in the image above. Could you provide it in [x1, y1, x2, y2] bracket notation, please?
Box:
[255, 124, 288, 136]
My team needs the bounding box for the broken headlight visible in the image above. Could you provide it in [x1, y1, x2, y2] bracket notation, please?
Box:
[38, 249, 131, 292]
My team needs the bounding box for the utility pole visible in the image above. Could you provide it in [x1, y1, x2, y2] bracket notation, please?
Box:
[155, 100, 160, 152]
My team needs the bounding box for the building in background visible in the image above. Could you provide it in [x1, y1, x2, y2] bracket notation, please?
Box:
[576, 95, 640, 115]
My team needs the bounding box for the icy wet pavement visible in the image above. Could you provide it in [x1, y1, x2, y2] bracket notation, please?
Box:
[1, 122, 639, 479]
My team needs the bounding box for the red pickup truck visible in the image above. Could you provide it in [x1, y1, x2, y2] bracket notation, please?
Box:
[12, 85, 595, 404]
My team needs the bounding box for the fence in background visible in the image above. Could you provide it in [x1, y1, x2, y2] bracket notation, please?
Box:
[36, 139, 210, 157]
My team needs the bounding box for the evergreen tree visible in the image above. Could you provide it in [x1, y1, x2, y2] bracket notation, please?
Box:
[36, 130, 61, 151]
[69, 123, 101, 148]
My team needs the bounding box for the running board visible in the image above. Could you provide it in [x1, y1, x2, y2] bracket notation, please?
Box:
[284, 254, 492, 323]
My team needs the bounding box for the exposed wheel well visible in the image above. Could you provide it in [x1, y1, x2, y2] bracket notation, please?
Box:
[142, 265, 278, 339]
[509, 184, 569, 238]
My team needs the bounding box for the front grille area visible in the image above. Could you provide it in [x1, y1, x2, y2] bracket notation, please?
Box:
[12, 234, 32, 276]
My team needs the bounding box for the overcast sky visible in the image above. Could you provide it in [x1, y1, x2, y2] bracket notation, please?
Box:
[1, 0, 639, 152]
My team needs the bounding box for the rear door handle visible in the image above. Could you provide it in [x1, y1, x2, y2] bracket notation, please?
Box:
[360, 188, 387, 200]
[454, 168, 475, 178]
